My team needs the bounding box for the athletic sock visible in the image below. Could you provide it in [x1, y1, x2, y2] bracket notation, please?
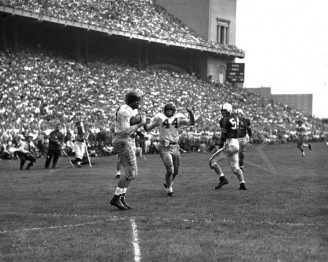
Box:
[114, 187, 124, 196]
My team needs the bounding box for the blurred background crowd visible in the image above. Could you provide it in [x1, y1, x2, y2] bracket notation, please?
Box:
[1, 47, 327, 160]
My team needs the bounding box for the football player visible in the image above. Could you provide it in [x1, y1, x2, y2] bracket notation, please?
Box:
[144, 102, 195, 197]
[209, 103, 247, 190]
[296, 120, 311, 157]
[110, 90, 146, 210]
[236, 109, 252, 171]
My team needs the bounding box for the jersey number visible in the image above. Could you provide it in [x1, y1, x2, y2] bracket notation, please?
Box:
[229, 118, 239, 130]
[163, 118, 178, 129]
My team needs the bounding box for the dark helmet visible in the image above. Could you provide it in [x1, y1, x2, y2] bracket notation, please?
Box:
[125, 91, 141, 105]
[164, 102, 176, 117]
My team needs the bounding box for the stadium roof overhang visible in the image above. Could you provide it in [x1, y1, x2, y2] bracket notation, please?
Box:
[0, 6, 245, 59]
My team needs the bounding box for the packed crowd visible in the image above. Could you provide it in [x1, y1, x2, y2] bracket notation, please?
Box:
[0, 0, 244, 56]
[1, 47, 327, 160]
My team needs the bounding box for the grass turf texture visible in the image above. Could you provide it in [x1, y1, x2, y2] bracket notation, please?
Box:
[0, 142, 327, 261]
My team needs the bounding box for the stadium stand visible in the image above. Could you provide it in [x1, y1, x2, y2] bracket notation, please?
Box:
[0, 0, 244, 56]
[0, 0, 327, 158]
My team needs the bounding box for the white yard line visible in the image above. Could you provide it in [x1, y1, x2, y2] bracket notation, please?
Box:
[0, 212, 318, 235]
[0, 219, 111, 234]
[130, 217, 141, 262]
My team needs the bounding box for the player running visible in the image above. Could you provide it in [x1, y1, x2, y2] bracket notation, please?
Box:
[144, 102, 195, 197]
[209, 103, 247, 190]
[296, 119, 311, 157]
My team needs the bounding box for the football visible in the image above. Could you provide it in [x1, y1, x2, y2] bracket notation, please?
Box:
[130, 115, 142, 126]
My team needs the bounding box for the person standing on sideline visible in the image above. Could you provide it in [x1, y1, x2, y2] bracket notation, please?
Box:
[110, 90, 146, 210]
[45, 123, 64, 169]
[236, 109, 252, 172]
[296, 120, 311, 157]
[143, 102, 195, 197]
[17, 133, 37, 170]
[74, 121, 89, 167]
[209, 103, 247, 190]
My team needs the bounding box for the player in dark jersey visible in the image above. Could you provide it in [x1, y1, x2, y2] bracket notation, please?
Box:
[209, 103, 247, 190]
[236, 109, 252, 171]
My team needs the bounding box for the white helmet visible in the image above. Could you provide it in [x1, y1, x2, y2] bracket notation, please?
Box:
[221, 103, 232, 113]
[236, 109, 244, 116]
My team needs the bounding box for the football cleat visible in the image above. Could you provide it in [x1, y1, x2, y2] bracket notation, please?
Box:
[239, 183, 247, 190]
[308, 144, 312, 150]
[110, 195, 128, 210]
[302, 152, 305, 157]
[215, 176, 229, 189]
[120, 196, 132, 209]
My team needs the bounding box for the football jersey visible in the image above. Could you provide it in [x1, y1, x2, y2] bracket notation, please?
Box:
[237, 117, 251, 138]
[151, 112, 187, 146]
[296, 124, 307, 136]
[219, 114, 239, 139]
[114, 104, 135, 136]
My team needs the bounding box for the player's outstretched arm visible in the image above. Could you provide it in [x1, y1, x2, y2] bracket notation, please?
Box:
[143, 117, 157, 132]
[186, 107, 195, 126]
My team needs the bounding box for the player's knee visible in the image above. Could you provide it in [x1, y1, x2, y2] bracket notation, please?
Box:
[125, 171, 136, 180]
[231, 165, 240, 174]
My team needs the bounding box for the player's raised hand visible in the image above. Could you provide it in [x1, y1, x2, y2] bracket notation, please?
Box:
[185, 106, 193, 113]
[139, 112, 146, 126]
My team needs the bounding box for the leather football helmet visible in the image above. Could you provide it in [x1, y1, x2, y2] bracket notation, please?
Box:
[164, 102, 176, 117]
[125, 91, 141, 105]
[125, 91, 141, 109]
[221, 103, 232, 115]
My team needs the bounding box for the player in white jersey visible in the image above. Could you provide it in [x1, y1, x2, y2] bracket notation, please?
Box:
[296, 120, 311, 157]
[110, 91, 146, 210]
[144, 102, 195, 196]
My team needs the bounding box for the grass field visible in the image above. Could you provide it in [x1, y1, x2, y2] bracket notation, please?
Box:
[0, 142, 327, 262]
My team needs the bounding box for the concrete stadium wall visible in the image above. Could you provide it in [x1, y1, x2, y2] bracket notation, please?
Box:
[156, 0, 210, 40]
[151, 0, 239, 83]
[156, 0, 237, 45]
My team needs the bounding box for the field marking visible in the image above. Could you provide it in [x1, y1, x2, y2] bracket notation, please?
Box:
[0, 212, 320, 235]
[0, 219, 118, 234]
[130, 218, 141, 262]
[243, 160, 277, 175]
[254, 145, 279, 175]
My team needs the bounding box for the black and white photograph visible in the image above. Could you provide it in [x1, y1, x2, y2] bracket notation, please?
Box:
[0, 0, 327, 261]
